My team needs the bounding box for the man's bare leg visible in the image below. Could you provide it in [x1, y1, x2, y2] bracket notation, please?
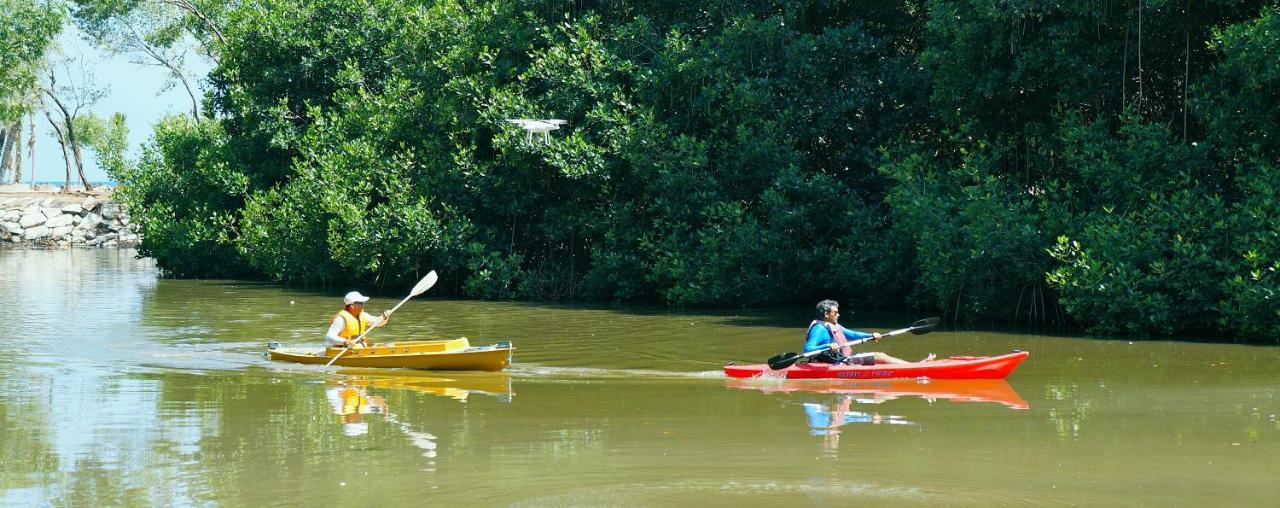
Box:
[871, 352, 936, 364]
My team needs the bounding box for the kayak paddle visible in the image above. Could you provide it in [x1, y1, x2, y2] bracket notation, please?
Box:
[326, 270, 439, 367]
[765, 317, 940, 371]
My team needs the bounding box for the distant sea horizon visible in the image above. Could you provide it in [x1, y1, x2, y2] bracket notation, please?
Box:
[4, 180, 117, 187]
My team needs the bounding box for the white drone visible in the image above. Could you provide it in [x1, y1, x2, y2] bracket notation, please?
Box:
[505, 118, 568, 144]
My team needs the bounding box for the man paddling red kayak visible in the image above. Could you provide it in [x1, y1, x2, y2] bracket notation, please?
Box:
[724, 310, 1029, 379]
[805, 300, 934, 366]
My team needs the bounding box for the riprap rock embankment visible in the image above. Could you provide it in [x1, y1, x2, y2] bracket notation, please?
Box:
[1, 195, 137, 247]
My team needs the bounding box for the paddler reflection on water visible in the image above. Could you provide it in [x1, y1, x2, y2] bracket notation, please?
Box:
[324, 378, 440, 464]
[805, 395, 912, 451]
[325, 291, 393, 348]
[327, 380, 387, 437]
[805, 300, 935, 365]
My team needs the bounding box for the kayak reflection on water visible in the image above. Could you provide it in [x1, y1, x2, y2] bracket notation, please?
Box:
[323, 373, 513, 468]
[727, 378, 1029, 452]
[335, 371, 515, 403]
[726, 378, 1030, 410]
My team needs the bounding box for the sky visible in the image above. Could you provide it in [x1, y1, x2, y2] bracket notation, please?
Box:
[26, 23, 211, 185]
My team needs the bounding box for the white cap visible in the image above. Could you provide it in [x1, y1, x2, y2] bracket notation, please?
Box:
[343, 291, 370, 305]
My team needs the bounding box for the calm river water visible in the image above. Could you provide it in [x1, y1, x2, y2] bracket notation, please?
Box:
[2, 249, 1277, 506]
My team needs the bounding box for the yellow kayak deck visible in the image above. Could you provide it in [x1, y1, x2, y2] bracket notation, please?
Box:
[268, 338, 513, 371]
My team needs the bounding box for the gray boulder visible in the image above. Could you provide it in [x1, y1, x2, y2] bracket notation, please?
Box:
[23, 225, 50, 240]
[45, 213, 75, 229]
[80, 213, 101, 230]
[18, 214, 45, 228]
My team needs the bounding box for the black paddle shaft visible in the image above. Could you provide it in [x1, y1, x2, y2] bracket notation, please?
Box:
[765, 317, 940, 370]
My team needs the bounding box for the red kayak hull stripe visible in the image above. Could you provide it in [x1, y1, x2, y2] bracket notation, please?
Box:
[723, 351, 1029, 380]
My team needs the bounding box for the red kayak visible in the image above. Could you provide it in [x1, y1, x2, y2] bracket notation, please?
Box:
[723, 350, 1029, 380]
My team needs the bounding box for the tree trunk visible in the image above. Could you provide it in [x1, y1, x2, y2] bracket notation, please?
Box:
[1, 123, 22, 183]
[72, 142, 92, 191]
[58, 137, 72, 193]
[1122, 27, 1128, 110]
[1183, 30, 1189, 141]
[1141, 0, 1152, 106]
[25, 111, 35, 184]
[181, 72, 200, 118]
[42, 106, 73, 193]
[11, 123, 21, 184]
[157, 53, 200, 118]
[0, 125, 11, 182]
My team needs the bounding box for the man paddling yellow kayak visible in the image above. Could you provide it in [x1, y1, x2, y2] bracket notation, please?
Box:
[325, 291, 393, 349]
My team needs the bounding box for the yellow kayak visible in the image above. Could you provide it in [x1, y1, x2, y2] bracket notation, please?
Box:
[268, 338, 513, 371]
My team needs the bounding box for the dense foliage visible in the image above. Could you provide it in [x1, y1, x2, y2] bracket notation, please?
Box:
[0, 0, 61, 122]
[113, 0, 1280, 341]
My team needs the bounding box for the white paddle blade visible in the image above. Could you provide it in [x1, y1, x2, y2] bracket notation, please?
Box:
[410, 270, 439, 297]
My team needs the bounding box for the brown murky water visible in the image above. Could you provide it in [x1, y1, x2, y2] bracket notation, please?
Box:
[2, 248, 1277, 506]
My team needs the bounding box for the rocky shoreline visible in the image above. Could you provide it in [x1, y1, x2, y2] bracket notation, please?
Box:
[1, 194, 137, 248]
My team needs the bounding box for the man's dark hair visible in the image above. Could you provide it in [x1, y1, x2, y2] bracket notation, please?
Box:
[815, 299, 839, 320]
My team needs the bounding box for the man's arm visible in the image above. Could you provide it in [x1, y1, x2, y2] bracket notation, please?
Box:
[325, 316, 346, 346]
[363, 311, 391, 328]
[841, 327, 881, 341]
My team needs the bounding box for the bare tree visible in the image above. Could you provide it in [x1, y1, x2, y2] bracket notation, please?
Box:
[42, 100, 75, 192]
[43, 58, 107, 192]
